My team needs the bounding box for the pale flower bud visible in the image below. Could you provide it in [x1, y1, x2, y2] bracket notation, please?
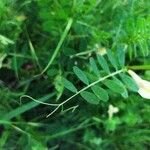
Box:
[108, 104, 119, 119]
[128, 70, 150, 99]
[97, 47, 107, 56]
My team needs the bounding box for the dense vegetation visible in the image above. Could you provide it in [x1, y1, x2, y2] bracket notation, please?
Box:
[0, 0, 150, 149]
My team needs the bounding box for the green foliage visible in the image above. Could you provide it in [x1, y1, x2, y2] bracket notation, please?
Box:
[117, 44, 126, 67]
[120, 73, 139, 92]
[89, 57, 99, 76]
[63, 78, 77, 93]
[80, 91, 99, 105]
[63, 47, 138, 105]
[0, 0, 150, 149]
[97, 54, 110, 73]
[104, 79, 125, 95]
[91, 85, 109, 102]
[73, 66, 89, 85]
[107, 49, 118, 70]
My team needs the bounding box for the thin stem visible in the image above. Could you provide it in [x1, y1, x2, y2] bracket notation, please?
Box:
[8, 53, 32, 59]
[128, 65, 150, 70]
[70, 49, 96, 58]
[60, 105, 79, 114]
[20, 95, 59, 107]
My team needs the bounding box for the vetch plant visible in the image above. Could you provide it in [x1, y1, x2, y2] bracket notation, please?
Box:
[22, 45, 143, 117]
[61, 46, 138, 108]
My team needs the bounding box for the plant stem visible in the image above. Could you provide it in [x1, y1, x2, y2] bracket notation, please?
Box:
[128, 65, 150, 70]
[70, 49, 96, 58]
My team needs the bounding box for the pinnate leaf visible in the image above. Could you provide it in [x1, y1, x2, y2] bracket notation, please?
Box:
[113, 77, 128, 98]
[73, 66, 89, 85]
[107, 49, 118, 70]
[117, 44, 126, 67]
[89, 57, 99, 76]
[80, 91, 99, 105]
[63, 78, 77, 93]
[91, 85, 109, 102]
[97, 54, 110, 73]
[120, 73, 139, 92]
[104, 79, 125, 94]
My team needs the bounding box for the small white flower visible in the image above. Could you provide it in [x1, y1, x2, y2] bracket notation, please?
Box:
[128, 70, 150, 99]
[97, 47, 107, 56]
[108, 104, 119, 119]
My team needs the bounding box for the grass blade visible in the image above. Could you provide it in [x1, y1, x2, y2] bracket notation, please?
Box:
[1, 93, 55, 120]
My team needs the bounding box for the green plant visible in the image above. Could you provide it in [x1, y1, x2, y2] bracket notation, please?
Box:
[0, 0, 150, 149]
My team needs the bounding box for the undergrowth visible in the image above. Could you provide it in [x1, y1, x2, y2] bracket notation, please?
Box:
[0, 0, 150, 149]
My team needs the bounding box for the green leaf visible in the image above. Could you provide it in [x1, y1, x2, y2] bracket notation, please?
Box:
[73, 66, 89, 85]
[123, 112, 139, 126]
[104, 79, 125, 94]
[113, 77, 128, 98]
[120, 73, 139, 92]
[31, 138, 47, 150]
[105, 117, 120, 131]
[97, 54, 110, 73]
[139, 41, 149, 57]
[89, 57, 100, 76]
[91, 85, 109, 102]
[117, 44, 126, 67]
[107, 49, 118, 70]
[80, 91, 99, 105]
[0, 35, 14, 46]
[128, 45, 133, 60]
[63, 78, 77, 93]
[54, 75, 64, 100]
